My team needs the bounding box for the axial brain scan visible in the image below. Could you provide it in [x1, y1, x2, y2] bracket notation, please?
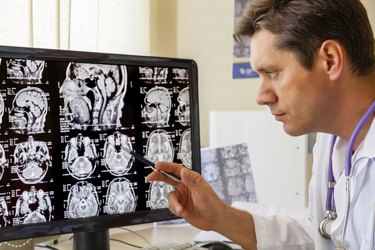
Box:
[64, 133, 99, 180]
[15, 186, 52, 224]
[0, 93, 4, 125]
[59, 62, 127, 131]
[103, 131, 133, 176]
[13, 136, 51, 184]
[148, 181, 175, 209]
[0, 144, 6, 181]
[67, 181, 99, 218]
[146, 129, 174, 163]
[0, 197, 9, 227]
[141, 86, 171, 128]
[105, 177, 136, 214]
[179, 128, 192, 168]
[9, 87, 48, 134]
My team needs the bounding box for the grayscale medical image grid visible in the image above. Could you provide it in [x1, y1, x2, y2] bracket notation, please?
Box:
[0, 58, 193, 227]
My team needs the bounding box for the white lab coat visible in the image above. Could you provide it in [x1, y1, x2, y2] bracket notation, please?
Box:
[250, 119, 375, 249]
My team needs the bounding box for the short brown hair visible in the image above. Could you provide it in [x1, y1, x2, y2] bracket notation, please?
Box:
[234, 0, 375, 76]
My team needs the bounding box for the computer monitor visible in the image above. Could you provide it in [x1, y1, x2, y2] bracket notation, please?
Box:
[0, 46, 201, 250]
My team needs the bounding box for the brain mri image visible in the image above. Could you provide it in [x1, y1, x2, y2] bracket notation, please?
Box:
[141, 86, 171, 128]
[0, 93, 4, 125]
[105, 177, 136, 214]
[172, 68, 189, 81]
[13, 136, 51, 184]
[6, 59, 45, 84]
[9, 87, 48, 134]
[15, 186, 52, 224]
[176, 87, 190, 126]
[0, 144, 6, 181]
[139, 67, 168, 82]
[59, 62, 127, 131]
[64, 133, 99, 180]
[0, 197, 9, 227]
[148, 181, 175, 209]
[178, 128, 192, 169]
[103, 131, 133, 176]
[67, 181, 99, 218]
[145, 129, 174, 163]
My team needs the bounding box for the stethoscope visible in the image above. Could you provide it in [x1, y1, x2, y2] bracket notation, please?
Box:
[319, 100, 375, 249]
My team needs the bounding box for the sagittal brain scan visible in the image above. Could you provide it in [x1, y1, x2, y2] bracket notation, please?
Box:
[0, 53, 196, 229]
[141, 86, 171, 128]
[6, 59, 45, 84]
[176, 87, 190, 126]
[9, 87, 48, 134]
[60, 63, 127, 131]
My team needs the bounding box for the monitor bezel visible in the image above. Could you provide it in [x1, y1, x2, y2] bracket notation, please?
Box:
[0, 45, 201, 241]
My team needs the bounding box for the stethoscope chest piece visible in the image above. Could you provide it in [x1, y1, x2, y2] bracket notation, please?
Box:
[319, 215, 335, 239]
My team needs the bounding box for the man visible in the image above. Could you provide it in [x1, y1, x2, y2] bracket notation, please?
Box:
[147, 0, 375, 249]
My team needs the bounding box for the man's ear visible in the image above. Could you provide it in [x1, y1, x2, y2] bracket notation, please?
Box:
[318, 40, 344, 81]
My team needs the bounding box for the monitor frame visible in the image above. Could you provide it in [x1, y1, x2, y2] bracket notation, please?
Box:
[0, 45, 201, 244]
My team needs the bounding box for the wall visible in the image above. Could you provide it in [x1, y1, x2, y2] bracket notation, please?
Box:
[175, 0, 375, 147]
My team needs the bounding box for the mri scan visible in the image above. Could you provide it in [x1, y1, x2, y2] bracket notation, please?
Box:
[13, 136, 51, 184]
[176, 87, 190, 126]
[145, 129, 174, 163]
[60, 62, 127, 131]
[6, 59, 45, 84]
[178, 128, 192, 169]
[148, 181, 174, 209]
[0, 144, 6, 181]
[9, 87, 48, 134]
[0, 93, 4, 125]
[139, 67, 168, 83]
[64, 134, 99, 180]
[105, 177, 136, 214]
[141, 86, 171, 128]
[15, 186, 52, 224]
[0, 197, 9, 227]
[67, 181, 99, 218]
[103, 131, 133, 176]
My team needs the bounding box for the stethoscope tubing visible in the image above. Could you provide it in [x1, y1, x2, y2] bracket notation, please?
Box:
[323, 100, 375, 247]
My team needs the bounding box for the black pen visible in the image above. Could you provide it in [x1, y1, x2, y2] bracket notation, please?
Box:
[125, 149, 183, 183]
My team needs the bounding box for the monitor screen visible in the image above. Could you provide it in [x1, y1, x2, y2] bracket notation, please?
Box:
[0, 46, 200, 248]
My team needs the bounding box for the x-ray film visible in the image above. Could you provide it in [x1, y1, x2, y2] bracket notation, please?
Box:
[201, 143, 257, 204]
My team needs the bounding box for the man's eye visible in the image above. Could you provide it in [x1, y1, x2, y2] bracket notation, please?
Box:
[266, 71, 277, 79]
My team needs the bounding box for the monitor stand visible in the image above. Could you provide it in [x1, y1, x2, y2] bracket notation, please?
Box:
[73, 230, 110, 250]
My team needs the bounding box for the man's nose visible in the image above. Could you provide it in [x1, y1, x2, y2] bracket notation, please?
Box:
[255, 80, 277, 105]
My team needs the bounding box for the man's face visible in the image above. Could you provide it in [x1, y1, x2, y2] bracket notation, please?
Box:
[250, 30, 333, 136]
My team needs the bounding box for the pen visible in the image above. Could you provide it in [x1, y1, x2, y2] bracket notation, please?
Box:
[125, 149, 183, 183]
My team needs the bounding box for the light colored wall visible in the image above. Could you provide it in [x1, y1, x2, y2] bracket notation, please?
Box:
[176, 1, 262, 147]
[172, 0, 375, 147]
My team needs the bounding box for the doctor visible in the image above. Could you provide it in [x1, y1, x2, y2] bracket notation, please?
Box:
[147, 0, 375, 249]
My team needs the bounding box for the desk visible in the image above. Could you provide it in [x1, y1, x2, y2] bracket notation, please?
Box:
[41, 222, 202, 250]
